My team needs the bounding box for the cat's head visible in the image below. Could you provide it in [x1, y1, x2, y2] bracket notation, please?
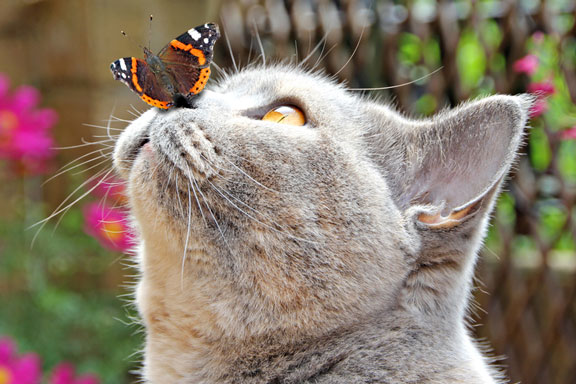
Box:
[114, 64, 531, 338]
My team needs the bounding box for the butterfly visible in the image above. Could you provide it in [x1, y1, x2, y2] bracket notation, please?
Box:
[110, 23, 220, 109]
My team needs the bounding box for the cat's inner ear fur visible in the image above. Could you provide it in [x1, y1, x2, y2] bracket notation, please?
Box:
[366, 95, 532, 228]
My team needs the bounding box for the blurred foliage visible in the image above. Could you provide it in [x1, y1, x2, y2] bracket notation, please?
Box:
[0, 184, 141, 383]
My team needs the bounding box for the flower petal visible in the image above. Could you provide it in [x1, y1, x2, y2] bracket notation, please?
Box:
[83, 203, 135, 253]
[513, 54, 538, 75]
[50, 362, 76, 384]
[12, 86, 40, 112]
[529, 98, 548, 118]
[528, 81, 555, 96]
[560, 126, 576, 140]
[0, 338, 16, 364]
[13, 353, 41, 384]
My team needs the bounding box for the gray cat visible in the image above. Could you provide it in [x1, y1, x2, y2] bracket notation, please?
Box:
[113, 64, 531, 383]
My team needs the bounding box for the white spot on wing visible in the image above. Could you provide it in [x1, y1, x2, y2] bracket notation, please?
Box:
[188, 28, 201, 41]
[204, 38, 209, 44]
[119, 58, 127, 71]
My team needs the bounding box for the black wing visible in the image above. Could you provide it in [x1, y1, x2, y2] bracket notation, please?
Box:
[158, 23, 220, 96]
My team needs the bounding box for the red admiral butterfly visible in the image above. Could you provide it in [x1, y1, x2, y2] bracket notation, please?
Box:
[110, 23, 220, 109]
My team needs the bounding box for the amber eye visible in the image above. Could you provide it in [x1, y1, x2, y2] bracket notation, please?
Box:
[261, 105, 306, 126]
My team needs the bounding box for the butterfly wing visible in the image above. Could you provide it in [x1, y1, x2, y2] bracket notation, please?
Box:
[158, 23, 220, 96]
[110, 57, 173, 109]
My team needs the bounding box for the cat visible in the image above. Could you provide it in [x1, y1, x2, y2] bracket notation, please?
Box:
[113, 64, 531, 383]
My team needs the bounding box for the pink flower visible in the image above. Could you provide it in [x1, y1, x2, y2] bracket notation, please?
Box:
[528, 81, 555, 96]
[0, 337, 42, 384]
[529, 98, 548, 118]
[89, 175, 128, 205]
[83, 203, 135, 252]
[50, 363, 100, 384]
[513, 54, 538, 75]
[0, 73, 58, 175]
[532, 31, 545, 44]
[561, 126, 576, 140]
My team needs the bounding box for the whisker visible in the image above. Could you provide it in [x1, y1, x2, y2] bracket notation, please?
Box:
[130, 104, 144, 116]
[83, 123, 124, 131]
[246, 33, 254, 66]
[51, 138, 115, 150]
[190, 175, 233, 255]
[31, 168, 114, 229]
[211, 61, 225, 76]
[312, 41, 338, 71]
[31, 168, 114, 247]
[174, 173, 186, 219]
[333, 26, 365, 77]
[348, 66, 444, 91]
[91, 134, 121, 139]
[220, 18, 238, 73]
[253, 21, 266, 66]
[71, 157, 112, 177]
[207, 180, 318, 244]
[223, 158, 281, 193]
[299, 31, 329, 67]
[49, 145, 112, 175]
[44, 150, 112, 185]
[109, 115, 137, 124]
[184, 163, 207, 226]
[294, 40, 298, 63]
[181, 174, 193, 290]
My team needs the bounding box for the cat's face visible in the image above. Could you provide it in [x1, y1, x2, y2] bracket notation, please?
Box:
[114, 64, 530, 339]
[114, 66, 413, 335]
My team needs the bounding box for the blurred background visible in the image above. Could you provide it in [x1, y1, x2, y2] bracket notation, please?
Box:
[0, 0, 575, 383]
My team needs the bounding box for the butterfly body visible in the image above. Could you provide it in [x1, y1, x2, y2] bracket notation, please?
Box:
[111, 23, 220, 109]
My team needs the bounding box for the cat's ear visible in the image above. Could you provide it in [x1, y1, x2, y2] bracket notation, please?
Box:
[366, 95, 532, 228]
[366, 95, 531, 314]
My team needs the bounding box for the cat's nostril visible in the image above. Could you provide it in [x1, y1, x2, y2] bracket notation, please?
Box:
[139, 137, 150, 148]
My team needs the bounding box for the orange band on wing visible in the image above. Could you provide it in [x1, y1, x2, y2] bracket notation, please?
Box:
[189, 67, 211, 95]
[131, 57, 143, 93]
[140, 93, 169, 109]
[170, 40, 206, 65]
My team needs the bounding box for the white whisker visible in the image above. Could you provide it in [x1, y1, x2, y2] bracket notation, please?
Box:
[181, 175, 193, 290]
[31, 168, 114, 247]
[348, 67, 444, 91]
[299, 31, 330, 67]
[223, 158, 281, 194]
[51, 138, 115, 150]
[333, 26, 365, 77]
[220, 18, 238, 73]
[207, 179, 317, 245]
[253, 21, 266, 66]
[185, 163, 207, 226]
[44, 151, 111, 185]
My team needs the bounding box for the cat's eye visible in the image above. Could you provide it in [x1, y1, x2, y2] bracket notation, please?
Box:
[261, 105, 306, 126]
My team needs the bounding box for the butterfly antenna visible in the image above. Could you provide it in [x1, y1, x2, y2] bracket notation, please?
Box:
[121, 30, 147, 55]
[148, 15, 153, 52]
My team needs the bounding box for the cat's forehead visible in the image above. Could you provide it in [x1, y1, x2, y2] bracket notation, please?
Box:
[214, 65, 349, 103]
